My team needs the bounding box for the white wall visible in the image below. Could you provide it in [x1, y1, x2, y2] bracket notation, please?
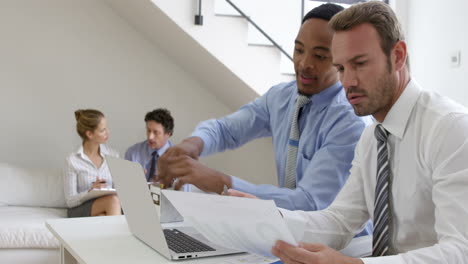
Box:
[152, 0, 293, 96]
[406, 0, 468, 106]
[0, 0, 276, 185]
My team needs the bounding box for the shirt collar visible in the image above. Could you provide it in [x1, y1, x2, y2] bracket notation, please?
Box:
[76, 144, 109, 158]
[381, 79, 422, 139]
[146, 140, 172, 156]
[294, 81, 342, 110]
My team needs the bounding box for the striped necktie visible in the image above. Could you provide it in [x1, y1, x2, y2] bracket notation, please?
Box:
[147, 151, 158, 182]
[284, 94, 310, 189]
[373, 124, 392, 256]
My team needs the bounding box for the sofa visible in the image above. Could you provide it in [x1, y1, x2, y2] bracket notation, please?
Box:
[0, 163, 67, 264]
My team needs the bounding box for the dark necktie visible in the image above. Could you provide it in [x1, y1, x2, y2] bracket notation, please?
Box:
[284, 94, 310, 188]
[373, 124, 392, 256]
[147, 151, 158, 182]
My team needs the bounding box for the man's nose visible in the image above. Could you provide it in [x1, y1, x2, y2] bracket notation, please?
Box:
[341, 69, 358, 89]
[299, 54, 314, 72]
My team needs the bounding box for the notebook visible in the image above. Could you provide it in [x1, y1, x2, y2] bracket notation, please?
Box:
[80, 188, 116, 203]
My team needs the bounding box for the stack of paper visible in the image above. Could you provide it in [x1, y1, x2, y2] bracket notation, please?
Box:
[161, 190, 297, 257]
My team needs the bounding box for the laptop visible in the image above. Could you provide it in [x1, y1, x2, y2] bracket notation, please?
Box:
[106, 156, 242, 260]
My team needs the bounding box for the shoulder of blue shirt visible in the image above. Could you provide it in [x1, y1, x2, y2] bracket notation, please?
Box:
[124, 140, 148, 158]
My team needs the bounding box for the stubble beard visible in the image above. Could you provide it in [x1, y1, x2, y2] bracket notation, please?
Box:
[350, 71, 396, 117]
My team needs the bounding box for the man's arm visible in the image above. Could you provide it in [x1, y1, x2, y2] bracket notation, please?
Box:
[272, 241, 365, 264]
[271, 151, 373, 264]
[162, 155, 233, 194]
[278, 156, 371, 249]
[231, 108, 369, 211]
[269, 127, 374, 264]
[190, 97, 272, 157]
[272, 124, 373, 248]
[275, 114, 468, 264]
[158, 89, 274, 187]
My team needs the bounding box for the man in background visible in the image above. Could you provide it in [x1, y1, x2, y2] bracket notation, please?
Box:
[125, 108, 174, 182]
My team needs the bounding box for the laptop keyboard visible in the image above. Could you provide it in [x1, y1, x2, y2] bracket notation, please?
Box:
[163, 229, 216, 253]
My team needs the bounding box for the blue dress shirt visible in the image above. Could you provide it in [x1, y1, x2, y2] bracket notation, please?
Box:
[124, 140, 172, 177]
[192, 81, 371, 215]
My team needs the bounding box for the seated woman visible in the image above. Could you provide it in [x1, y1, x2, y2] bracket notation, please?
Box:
[64, 109, 122, 217]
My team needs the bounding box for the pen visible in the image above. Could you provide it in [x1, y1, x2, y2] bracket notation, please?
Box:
[223, 185, 228, 195]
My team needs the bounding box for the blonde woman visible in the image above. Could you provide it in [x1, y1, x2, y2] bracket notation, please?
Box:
[64, 109, 122, 217]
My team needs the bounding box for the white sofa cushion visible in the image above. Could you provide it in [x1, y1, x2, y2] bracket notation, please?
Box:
[0, 206, 66, 248]
[0, 163, 67, 208]
[0, 249, 60, 264]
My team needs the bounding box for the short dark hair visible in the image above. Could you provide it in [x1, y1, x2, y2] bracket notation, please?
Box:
[302, 3, 344, 24]
[144, 108, 174, 135]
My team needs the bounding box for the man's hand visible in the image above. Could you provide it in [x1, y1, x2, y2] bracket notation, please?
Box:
[227, 189, 258, 199]
[165, 137, 204, 159]
[272, 241, 363, 264]
[158, 137, 204, 186]
[160, 155, 231, 194]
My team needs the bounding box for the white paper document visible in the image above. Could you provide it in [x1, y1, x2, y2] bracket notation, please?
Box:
[216, 253, 280, 264]
[184, 253, 280, 264]
[80, 188, 116, 203]
[161, 190, 297, 257]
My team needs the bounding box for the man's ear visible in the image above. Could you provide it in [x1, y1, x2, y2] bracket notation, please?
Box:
[392, 40, 407, 71]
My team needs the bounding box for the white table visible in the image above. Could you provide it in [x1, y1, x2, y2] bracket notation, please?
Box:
[46, 216, 278, 264]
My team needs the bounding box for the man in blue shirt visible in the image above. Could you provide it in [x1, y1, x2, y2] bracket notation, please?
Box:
[158, 4, 371, 235]
[125, 108, 174, 182]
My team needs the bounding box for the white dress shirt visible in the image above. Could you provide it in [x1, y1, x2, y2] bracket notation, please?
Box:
[281, 80, 468, 263]
[64, 144, 119, 208]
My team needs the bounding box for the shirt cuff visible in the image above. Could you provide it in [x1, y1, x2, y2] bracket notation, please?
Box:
[361, 254, 404, 264]
[278, 208, 306, 242]
[189, 131, 211, 157]
[231, 176, 255, 193]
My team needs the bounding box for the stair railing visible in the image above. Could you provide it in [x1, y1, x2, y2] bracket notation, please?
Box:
[194, 0, 390, 63]
[194, 0, 293, 62]
[224, 0, 293, 62]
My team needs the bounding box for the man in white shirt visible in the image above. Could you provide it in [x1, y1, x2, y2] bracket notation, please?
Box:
[272, 2, 468, 264]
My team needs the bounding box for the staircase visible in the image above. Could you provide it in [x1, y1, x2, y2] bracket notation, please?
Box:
[102, 0, 295, 110]
[213, 0, 300, 75]
[213, 0, 351, 75]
